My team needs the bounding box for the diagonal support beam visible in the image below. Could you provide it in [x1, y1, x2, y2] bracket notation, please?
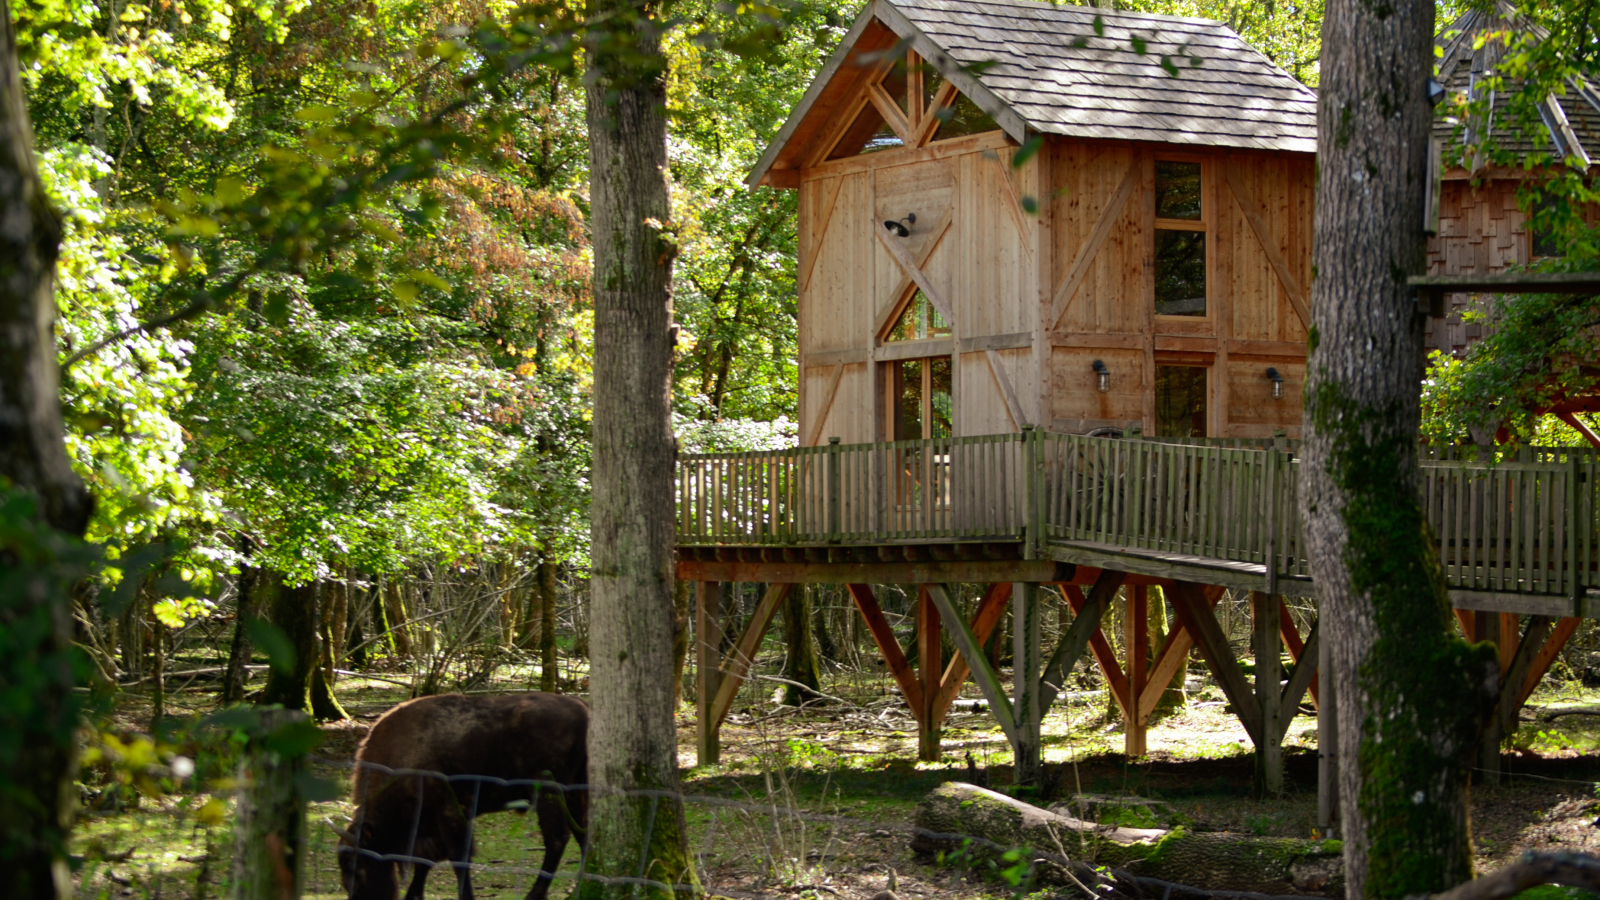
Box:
[846, 584, 925, 721]
[875, 221, 956, 326]
[1040, 570, 1127, 711]
[925, 583, 1017, 745]
[1497, 615, 1556, 734]
[933, 582, 1012, 720]
[1276, 620, 1320, 744]
[708, 583, 794, 731]
[1170, 581, 1263, 746]
[1138, 587, 1222, 720]
[1516, 616, 1581, 710]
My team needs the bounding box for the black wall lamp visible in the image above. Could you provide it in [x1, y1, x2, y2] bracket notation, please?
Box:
[884, 213, 917, 237]
[1266, 366, 1285, 400]
[1092, 359, 1110, 393]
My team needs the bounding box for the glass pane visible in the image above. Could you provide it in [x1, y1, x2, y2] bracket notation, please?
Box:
[887, 290, 950, 341]
[922, 65, 945, 118]
[929, 357, 953, 438]
[933, 92, 998, 141]
[1156, 366, 1207, 438]
[827, 103, 904, 160]
[881, 61, 909, 116]
[1155, 161, 1202, 220]
[896, 359, 925, 440]
[1154, 229, 1206, 316]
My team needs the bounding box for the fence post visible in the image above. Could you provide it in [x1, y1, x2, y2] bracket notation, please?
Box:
[827, 437, 842, 542]
[1021, 424, 1037, 559]
[1572, 451, 1583, 615]
[232, 708, 313, 900]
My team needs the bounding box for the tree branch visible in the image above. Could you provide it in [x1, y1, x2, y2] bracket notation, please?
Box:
[1425, 852, 1600, 900]
[61, 293, 216, 372]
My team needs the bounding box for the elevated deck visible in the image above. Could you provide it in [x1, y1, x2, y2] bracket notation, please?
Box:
[677, 431, 1600, 615]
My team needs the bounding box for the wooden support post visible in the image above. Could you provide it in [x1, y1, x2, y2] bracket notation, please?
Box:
[1013, 581, 1044, 785]
[1278, 597, 1317, 707]
[696, 580, 720, 766]
[1124, 586, 1149, 758]
[1473, 610, 1502, 783]
[917, 587, 942, 762]
[1317, 617, 1338, 836]
[1252, 591, 1284, 795]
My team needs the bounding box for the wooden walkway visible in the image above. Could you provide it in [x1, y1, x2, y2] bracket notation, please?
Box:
[676, 432, 1596, 802]
[678, 430, 1600, 613]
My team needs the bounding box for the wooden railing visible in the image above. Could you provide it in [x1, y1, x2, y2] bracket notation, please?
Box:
[677, 432, 1600, 597]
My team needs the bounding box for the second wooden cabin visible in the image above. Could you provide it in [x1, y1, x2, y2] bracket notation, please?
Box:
[749, 0, 1317, 445]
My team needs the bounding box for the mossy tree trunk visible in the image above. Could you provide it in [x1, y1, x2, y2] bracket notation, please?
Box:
[223, 565, 262, 705]
[0, 0, 96, 888]
[261, 579, 347, 720]
[580, 0, 699, 893]
[1305, 1, 1500, 894]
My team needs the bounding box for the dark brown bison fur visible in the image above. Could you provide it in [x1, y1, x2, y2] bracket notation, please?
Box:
[334, 692, 588, 900]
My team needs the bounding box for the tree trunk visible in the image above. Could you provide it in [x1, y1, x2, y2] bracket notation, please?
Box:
[383, 577, 412, 657]
[672, 577, 689, 708]
[0, 0, 95, 888]
[580, 1, 698, 893]
[223, 566, 260, 705]
[781, 583, 821, 705]
[1305, 2, 1500, 894]
[540, 559, 558, 692]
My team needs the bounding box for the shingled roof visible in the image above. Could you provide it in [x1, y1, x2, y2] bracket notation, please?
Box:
[749, 0, 1318, 187]
[1435, 1, 1600, 167]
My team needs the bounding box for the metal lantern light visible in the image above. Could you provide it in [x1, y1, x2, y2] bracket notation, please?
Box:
[1266, 366, 1285, 400]
[883, 212, 917, 237]
[1092, 359, 1110, 393]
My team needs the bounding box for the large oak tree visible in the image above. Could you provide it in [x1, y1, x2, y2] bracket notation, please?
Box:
[1303, 0, 1500, 895]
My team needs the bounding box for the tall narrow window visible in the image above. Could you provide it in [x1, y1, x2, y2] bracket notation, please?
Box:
[1154, 160, 1207, 317]
[1156, 366, 1207, 438]
[893, 357, 953, 440]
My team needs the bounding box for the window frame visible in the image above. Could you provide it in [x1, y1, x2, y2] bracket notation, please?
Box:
[884, 355, 954, 441]
[1151, 156, 1212, 322]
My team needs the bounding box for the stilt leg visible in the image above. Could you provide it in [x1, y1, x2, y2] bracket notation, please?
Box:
[917, 587, 941, 762]
[696, 581, 721, 766]
[1317, 615, 1338, 835]
[1124, 586, 1148, 757]
[1474, 610, 1501, 783]
[1013, 582, 1042, 786]
[1252, 591, 1283, 795]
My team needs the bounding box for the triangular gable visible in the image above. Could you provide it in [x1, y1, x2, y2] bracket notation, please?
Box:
[747, 0, 1026, 189]
[749, 0, 1319, 189]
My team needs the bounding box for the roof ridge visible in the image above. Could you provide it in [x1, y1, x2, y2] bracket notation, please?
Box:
[887, 0, 1226, 29]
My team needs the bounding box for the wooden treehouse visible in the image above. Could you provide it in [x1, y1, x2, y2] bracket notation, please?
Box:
[677, 0, 1600, 806]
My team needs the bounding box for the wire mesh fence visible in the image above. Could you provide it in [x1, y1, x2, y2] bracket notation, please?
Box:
[296, 755, 1323, 900]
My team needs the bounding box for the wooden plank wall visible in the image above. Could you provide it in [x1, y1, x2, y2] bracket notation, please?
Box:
[1044, 140, 1312, 439]
[796, 130, 1041, 444]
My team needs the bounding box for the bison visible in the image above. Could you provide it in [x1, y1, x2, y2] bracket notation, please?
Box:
[331, 692, 588, 900]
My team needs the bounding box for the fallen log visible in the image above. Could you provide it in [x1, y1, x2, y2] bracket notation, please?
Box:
[912, 782, 1344, 896]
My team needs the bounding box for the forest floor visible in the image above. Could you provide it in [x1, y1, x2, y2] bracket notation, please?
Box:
[69, 660, 1600, 900]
